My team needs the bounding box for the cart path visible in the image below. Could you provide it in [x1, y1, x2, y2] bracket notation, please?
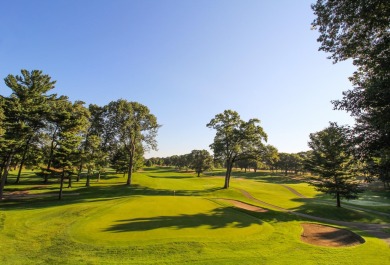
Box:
[234, 187, 390, 245]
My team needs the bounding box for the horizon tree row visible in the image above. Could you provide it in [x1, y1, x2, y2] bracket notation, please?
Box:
[148, 150, 214, 177]
[149, 149, 310, 176]
[0, 69, 160, 199]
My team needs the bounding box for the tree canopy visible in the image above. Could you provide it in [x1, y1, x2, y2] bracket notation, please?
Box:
[312, 0, 390, 185]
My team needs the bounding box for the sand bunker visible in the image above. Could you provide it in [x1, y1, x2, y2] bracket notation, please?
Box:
[301, 223, 365, 247]
[218, 199, 268, 212]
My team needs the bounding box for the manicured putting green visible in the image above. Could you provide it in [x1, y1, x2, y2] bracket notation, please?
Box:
[70, 196, 269, 246]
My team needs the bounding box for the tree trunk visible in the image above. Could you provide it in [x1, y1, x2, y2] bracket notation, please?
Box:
[45, 137, 58, 183]
[86, 168, 91, 187]
[97, 172, 101, 182]
[46, 130, 57, 176]
[0, 154, 12, 200]
[15, 143, 30, 184]
[0, 170, 7, 200]
[46, 143, 54, 171]
[224, 173, 231, 189]
[0, 156, 7, 179]
[336, 191, 341, 207]
[127, 154, 133, 185]
[67, 173, 72, 188]
[224, 162, 233, 189]
[44, 171, 50, 183]
[127, 145, 135, 186]
[334, 176, 341, 207]
[77, 162, 83, 182]
[58, 168, 65, 200]
[197, 171, 200, 177]
[0, 153, 13, 199]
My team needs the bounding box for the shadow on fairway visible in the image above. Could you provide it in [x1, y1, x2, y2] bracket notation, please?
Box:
[148, 175, 194, 179]
[204, 170, 308, 185]
[290, 196, 390, 224]
[141, 167, 175, 172]
[0, 183, 223, 210]
[103, 206, 262, 232]
[231, 173, 304, 184]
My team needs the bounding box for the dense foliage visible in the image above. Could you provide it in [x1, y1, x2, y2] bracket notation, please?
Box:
[312, 0, 390, 187]
[305, 123, 363, 207]
[0, 70, 160, 199]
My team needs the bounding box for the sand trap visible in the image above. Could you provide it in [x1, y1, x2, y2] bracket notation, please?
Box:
[218, 199, 268, 212]
[301, 223, 365, 247]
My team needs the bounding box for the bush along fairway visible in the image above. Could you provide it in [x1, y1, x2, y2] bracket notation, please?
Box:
[0, 167, 389, 265]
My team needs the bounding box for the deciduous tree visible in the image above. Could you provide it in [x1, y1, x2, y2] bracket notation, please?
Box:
[105, 100, 159, 185]
[262, 145, 279, 172]
[207, 110, 267, 188]
[81, 104, 107, 186]
[189, 150, 213, 177]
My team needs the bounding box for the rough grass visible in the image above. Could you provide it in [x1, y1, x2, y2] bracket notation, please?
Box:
[0, 167, 389, 264]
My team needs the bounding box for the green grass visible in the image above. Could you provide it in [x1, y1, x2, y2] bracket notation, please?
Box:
[70, 196, 268, 246]
[0, 167, 389, 264]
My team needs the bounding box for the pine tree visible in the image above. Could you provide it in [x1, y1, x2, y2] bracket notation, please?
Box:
[305, 123, 363, 207]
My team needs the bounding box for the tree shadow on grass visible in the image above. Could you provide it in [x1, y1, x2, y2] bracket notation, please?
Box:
[141, 167, 175, 173]
[126, 184, 223, 197]
[148, 175, 194, 179]
[290, 196, 390, 224]
[0, 183, 224, 210]
[5, 185, 60, 192]
[204, 170, 308, 185]
[103, 206, 263, 233]
[232, 173, 305, 184]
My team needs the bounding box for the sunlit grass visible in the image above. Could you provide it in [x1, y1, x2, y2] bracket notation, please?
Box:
[0, 167, 389, 264]
[70, 196, 269, 246]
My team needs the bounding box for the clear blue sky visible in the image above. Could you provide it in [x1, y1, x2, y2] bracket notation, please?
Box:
[1, 0, 355, 158]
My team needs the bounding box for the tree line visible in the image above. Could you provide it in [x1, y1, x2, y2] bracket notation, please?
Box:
[0, 70, 160, 199]
[148, 149, 309, 176]
[147, 150, 214, 177]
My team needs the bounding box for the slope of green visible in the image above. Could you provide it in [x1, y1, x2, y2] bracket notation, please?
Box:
[0, 168, 389, 264]
[70, 196, 269, 246]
